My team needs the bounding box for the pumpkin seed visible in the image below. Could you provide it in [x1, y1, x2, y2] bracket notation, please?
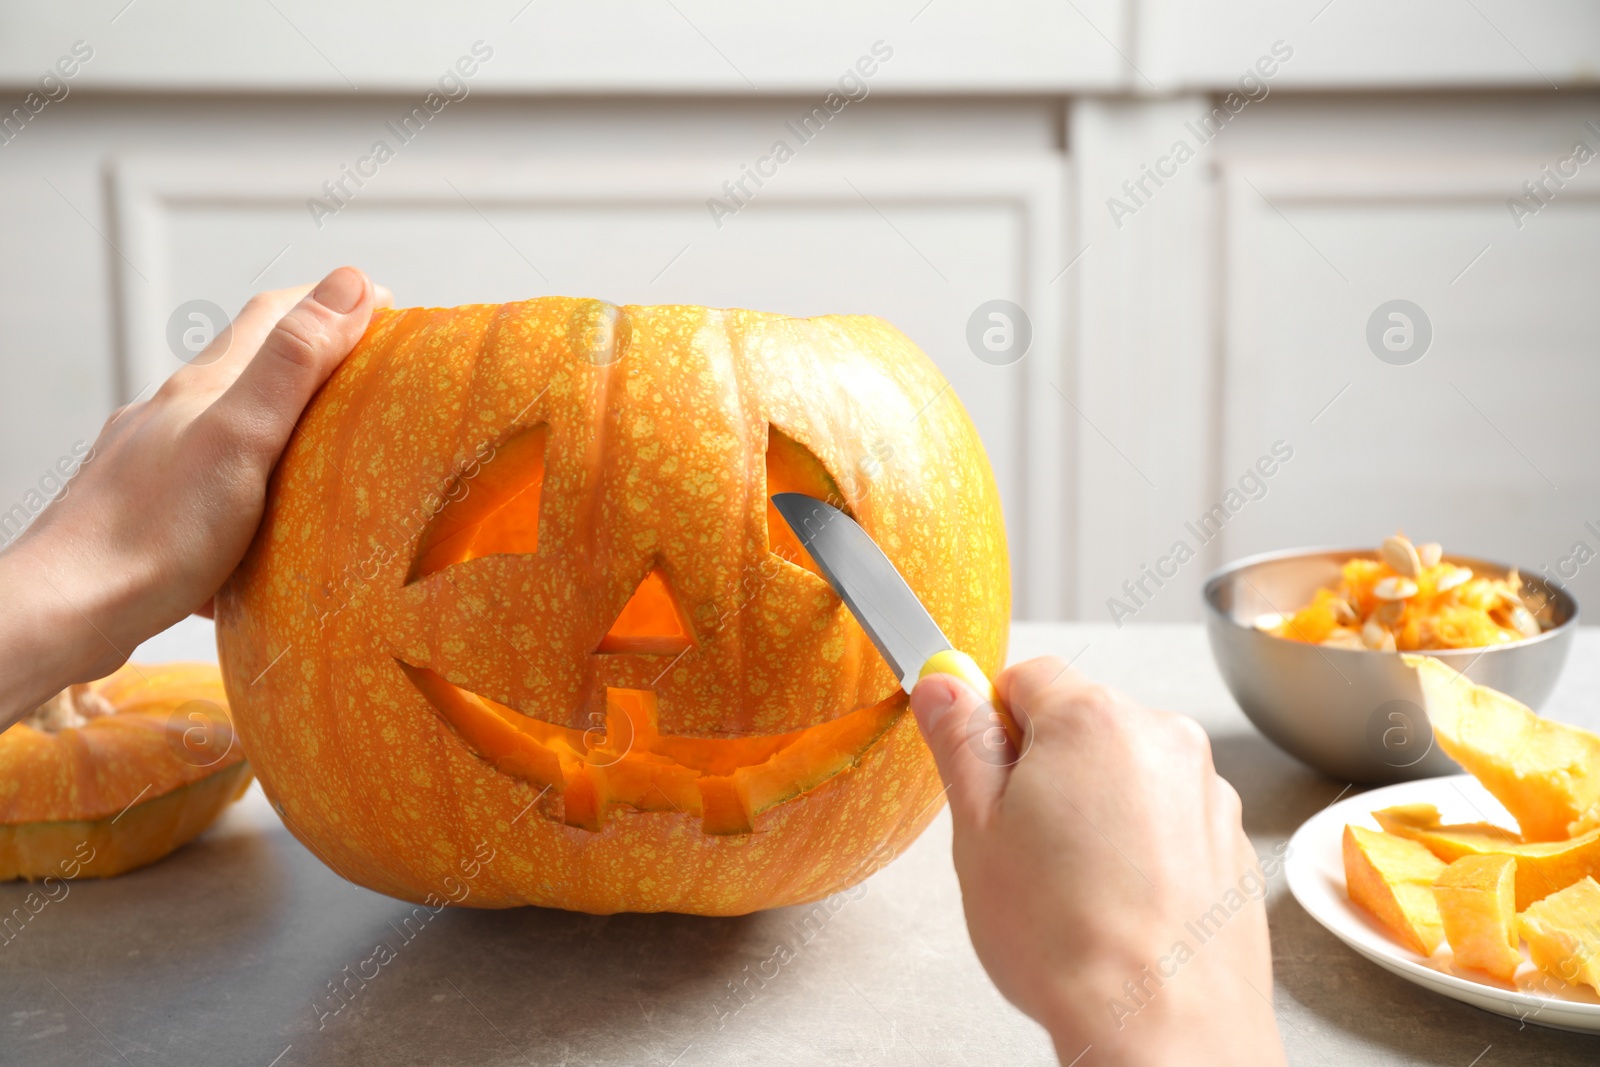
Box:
[1507, 604, 1541, 638]
[1381, 534, 1422, 579]
[1361, 618, 1396, 651]
[1275, 538, 1552, 653]
[1374, 576, 1419, 601]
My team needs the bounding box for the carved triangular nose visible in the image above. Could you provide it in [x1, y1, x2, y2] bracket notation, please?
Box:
[595, 567, 694, 655]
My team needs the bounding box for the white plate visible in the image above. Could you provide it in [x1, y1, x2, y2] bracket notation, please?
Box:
[1285, 774, 1600, 1035]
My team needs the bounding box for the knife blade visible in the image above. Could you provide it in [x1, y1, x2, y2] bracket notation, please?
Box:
[770, 493, 1018, 750]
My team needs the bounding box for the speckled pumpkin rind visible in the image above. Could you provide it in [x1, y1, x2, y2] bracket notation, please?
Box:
[216, 299, 1009, 915]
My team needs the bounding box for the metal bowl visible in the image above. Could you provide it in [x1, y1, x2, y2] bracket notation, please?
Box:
[1203, 546, 1578, 784]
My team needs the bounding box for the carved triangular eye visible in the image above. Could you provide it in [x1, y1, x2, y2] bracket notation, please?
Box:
[409, 425, 547, 583]
[595, 567, 694, 655]
[764, 426, 847, 580]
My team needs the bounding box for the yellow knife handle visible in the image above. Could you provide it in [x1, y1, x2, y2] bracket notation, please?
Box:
[917, 649, 1023, 754]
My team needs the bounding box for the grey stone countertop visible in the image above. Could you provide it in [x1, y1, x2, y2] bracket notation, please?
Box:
[3, 620, 1597, 1066]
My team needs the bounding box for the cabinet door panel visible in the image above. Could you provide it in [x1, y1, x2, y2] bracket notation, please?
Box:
[115, 154, 1066, 615]
[1219, 157, 1600, 607]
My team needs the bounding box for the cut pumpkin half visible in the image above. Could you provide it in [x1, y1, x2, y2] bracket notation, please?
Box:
[0, 663, 253, 881]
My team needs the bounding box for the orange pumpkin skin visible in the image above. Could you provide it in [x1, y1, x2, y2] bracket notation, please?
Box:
[0, 663, 252, 881]
[216, 299, 1009, 915]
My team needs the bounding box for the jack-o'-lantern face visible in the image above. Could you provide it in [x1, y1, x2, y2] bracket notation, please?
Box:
[218, 298, 1008, 914]
[392, 419, 909, 835]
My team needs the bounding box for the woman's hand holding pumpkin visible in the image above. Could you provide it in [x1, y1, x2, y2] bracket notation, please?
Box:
[0, 267, 387, 731]
[909, 657, 1286, 1066]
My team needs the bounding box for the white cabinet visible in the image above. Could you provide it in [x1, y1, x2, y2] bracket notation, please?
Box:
[1212, 98, 1600, 607]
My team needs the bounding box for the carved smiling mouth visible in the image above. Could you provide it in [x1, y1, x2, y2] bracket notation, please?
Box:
[400, 663, 904, 835]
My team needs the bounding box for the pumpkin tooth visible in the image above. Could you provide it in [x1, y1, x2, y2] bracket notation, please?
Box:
[559, 762, 605, 831]
[697, 776, 753, 835]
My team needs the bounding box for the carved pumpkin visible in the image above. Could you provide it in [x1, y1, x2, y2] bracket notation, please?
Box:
[0, 663, 251, 880]
[217, 298, 1008, 915]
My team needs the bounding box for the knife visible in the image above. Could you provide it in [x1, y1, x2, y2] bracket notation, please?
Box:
[770, 493, 1020, 753]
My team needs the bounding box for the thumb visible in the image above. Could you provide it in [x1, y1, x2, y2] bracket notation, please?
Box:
[211, 266, 377, 452]
[909, 673, 1011, 828]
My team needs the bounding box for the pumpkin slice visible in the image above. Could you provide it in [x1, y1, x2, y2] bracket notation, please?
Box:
[0, 763, 252, 880]
[1433, 855, 1523, 981]
[1407, 654, 1600, 841]
[0, 663, 252, 881]
[1374, 803, 1600, 910]
[1518, 876, 1600, 995]
[1343, 824, 1447, 955]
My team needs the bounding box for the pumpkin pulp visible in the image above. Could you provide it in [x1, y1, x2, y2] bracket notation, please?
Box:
[1343, 823, 1447, 955]
[1374, 802, 1600, 910]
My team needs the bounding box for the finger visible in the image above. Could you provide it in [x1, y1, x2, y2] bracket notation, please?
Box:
[374, 283, 395, 309]
[1210, 773, 1244, 835]
[909, 672, 1011, 829]
[192, 597, 215, 620]
[206, 266, 377, 456]
[168, 285, 316, 393]
[226, 284, 316, 353]
[1232, 812, 1260, 879]
[996, 655, 1087, 713]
